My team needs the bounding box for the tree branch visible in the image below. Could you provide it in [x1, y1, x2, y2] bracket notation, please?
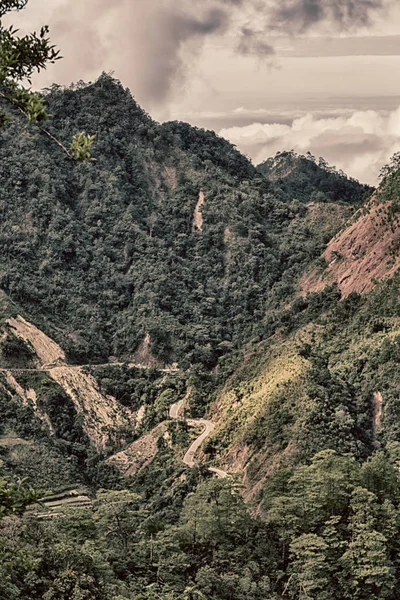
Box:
[0, 89, 74, 159]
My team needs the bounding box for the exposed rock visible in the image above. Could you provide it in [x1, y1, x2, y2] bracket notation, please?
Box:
[7, 315, 65, 367]
[107, 423, 167, 477]
[192, 190, 205, 232]
[301, 198, 400, 297]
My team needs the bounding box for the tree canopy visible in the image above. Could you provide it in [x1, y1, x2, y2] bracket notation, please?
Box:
[0, 0, 94, 159]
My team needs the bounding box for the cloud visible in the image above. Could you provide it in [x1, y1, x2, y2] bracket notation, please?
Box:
[233, 0, 395, 61]
[10, 0, 398, 106]
[14, 0, 238, 107]
[114, 0, 396, 102]
[275, 35, 400, 57]
[45, 0, 236, 106]
[237, 26, 275, 56]
[219, 107, 400, 184]
[267, 0, 389, 34]
[115, 4, 229, 104]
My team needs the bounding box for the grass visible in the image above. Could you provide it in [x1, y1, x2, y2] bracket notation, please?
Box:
[210, 332, 311, 454]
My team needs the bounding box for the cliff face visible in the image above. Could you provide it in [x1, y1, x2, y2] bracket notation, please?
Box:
[323, 199, 400, 296]
[301, 196, 400, 297]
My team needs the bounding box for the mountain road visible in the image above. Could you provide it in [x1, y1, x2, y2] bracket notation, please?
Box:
[169, 400, 228, 478]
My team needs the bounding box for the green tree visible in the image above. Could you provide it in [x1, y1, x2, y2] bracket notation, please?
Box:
[93, 490, 145, 559]
[289, 533, 332, 600]
[0, 0, 95, 159]
[180, 479, 251, 549]
[0, 477, 37, 517]
[0, 0, 59, 122]
[339, 487, 395, 600]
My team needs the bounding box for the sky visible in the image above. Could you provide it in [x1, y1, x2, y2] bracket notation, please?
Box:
[8, 0, 400, 184]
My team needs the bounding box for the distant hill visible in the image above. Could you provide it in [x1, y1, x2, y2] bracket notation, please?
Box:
[258, 150, 373, 204]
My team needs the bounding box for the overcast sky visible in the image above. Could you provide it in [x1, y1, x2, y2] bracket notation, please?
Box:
[9, 0, 400, 184]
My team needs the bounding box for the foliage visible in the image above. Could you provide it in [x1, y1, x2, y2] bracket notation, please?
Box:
[0, 74, 350, 383]
[378, 152, 400, 203]
[71, 130, 96, 161]
[93, 365, 187, 430]
[3, 451, 400, 599]
[0, 0, 59, 120]
[0, 476, 37, 516]
[0, 331, 34, 362]
[258, 150, 373, 204]
[0, 0, 95, 161]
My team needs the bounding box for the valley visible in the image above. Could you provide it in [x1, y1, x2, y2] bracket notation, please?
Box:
[1, 74, 400, 600]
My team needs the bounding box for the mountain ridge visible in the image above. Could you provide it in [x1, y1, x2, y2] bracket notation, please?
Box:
[0, 73, 360, 371]
[257, 149, 373, 203]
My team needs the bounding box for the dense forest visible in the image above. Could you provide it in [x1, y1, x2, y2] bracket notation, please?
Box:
[0, 75, 363, 370]
[258, 150, 372, 204]
[3, 74, 400, 600]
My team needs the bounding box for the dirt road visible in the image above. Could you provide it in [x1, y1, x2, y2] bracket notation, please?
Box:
[169, 401, 227, 478]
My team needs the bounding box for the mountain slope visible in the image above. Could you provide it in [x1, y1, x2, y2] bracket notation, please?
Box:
[0, 74, 356, 378]
[200, 165, 400, 502]
[4, 75, 400, 600]
[301, 193, 400, 297]
[258, 150, 372, 204]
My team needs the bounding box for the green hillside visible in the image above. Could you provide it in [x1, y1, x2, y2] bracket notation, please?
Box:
[3, 75, 400, 600]
[0, 75, 355, 374]
[258, 150, 373, 204]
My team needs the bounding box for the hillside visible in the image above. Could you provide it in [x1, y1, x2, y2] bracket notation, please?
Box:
[202, 164, 400, 498]
[258, 150, 373, 204]
[3, 75, 400, 600]
[301, 189, 400, 298]
[0, 75, 358, 376]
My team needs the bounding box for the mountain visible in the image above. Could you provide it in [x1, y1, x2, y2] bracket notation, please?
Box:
[258, 149, 373, 204]
[0, 75, 361, 373]
[3, 74, 400, 600]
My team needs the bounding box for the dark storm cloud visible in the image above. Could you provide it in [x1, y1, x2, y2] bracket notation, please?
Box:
[34, 0, 396, 106]
[48, 0, 235, 106]
[237, 27, 275, 56]
[229, 1, 393, 67]
[267, 0, 389, 34]
[129, 6, 229, 103]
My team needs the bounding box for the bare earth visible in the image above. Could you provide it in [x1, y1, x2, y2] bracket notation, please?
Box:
[192, 190, 205, 232]
[301, 198, 400, 298]
[3, 315, 134, 449]
[2, 314, 227, 476]
[169, 400, 228, 478]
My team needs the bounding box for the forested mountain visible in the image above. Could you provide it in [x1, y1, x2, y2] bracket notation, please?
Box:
[3, 74, 400, 600]
[0, 75, 359, 370]
[258, 150, 372, 204]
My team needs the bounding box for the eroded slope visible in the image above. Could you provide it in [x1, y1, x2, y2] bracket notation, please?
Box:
[302, 198, 400, 297]
[2, 314, 134, 449]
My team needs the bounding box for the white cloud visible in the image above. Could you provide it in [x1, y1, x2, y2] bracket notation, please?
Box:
[219, 108, 400, 184]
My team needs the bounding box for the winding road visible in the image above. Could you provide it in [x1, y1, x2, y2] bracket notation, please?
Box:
[169, 399, 228, 478]
[3, 314, 225, 478]
[0, 362, 178, 374]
